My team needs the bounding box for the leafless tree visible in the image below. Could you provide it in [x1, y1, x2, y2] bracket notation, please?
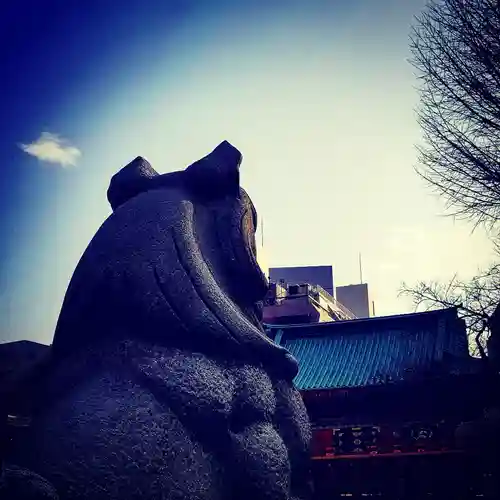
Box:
[410, 0, 500, 227]
[400, 258, 500, 356]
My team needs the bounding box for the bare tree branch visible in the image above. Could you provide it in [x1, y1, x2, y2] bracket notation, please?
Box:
[410, 0, 500, 227]
[400, 257, 500, 356]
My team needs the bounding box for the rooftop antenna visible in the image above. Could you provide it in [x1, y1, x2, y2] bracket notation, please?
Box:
[359, 252, 363, 284]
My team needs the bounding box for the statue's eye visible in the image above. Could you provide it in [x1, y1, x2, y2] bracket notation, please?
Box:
[243, 210, 254, 235]
[242, 210, 257, 256]
[251, 206, 257, 232]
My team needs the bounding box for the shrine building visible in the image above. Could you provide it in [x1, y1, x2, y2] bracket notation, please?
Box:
[265, 307, 493, 499]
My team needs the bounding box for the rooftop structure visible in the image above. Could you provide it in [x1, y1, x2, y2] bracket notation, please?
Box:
[269, 265, 335, 297]
[263, 282, 356, 325]
[268, 308, 474, 390]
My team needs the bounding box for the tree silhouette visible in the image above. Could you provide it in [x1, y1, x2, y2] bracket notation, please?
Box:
[404, 0, 500, 356]
[410, 0, 500, 227]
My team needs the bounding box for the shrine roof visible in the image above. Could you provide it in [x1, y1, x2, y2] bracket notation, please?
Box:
[266, 308, 480, 390]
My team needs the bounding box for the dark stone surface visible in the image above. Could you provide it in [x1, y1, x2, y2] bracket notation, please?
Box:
[0, 341, 49, 385]
[4, 141, 311, 500]
[0, 464, 58, 499]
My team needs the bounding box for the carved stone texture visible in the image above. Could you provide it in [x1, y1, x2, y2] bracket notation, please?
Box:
[7, 141, 311, 500]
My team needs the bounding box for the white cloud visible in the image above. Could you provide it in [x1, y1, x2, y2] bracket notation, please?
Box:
[19, 132, 81, 167]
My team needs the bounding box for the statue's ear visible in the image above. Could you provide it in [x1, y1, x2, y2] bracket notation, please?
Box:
[184, 141, 242, 200]
[107, 156, 159, 210]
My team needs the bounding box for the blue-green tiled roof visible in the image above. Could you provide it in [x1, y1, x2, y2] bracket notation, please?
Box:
[267, 308, 474, 390]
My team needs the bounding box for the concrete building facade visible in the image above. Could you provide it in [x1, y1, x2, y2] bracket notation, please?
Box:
[336, 283, 371, 319]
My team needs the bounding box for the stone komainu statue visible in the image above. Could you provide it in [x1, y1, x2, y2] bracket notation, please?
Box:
[2, 142, 312, 500]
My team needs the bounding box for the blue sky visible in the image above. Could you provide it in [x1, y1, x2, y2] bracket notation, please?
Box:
[0, 0, 496, 344]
